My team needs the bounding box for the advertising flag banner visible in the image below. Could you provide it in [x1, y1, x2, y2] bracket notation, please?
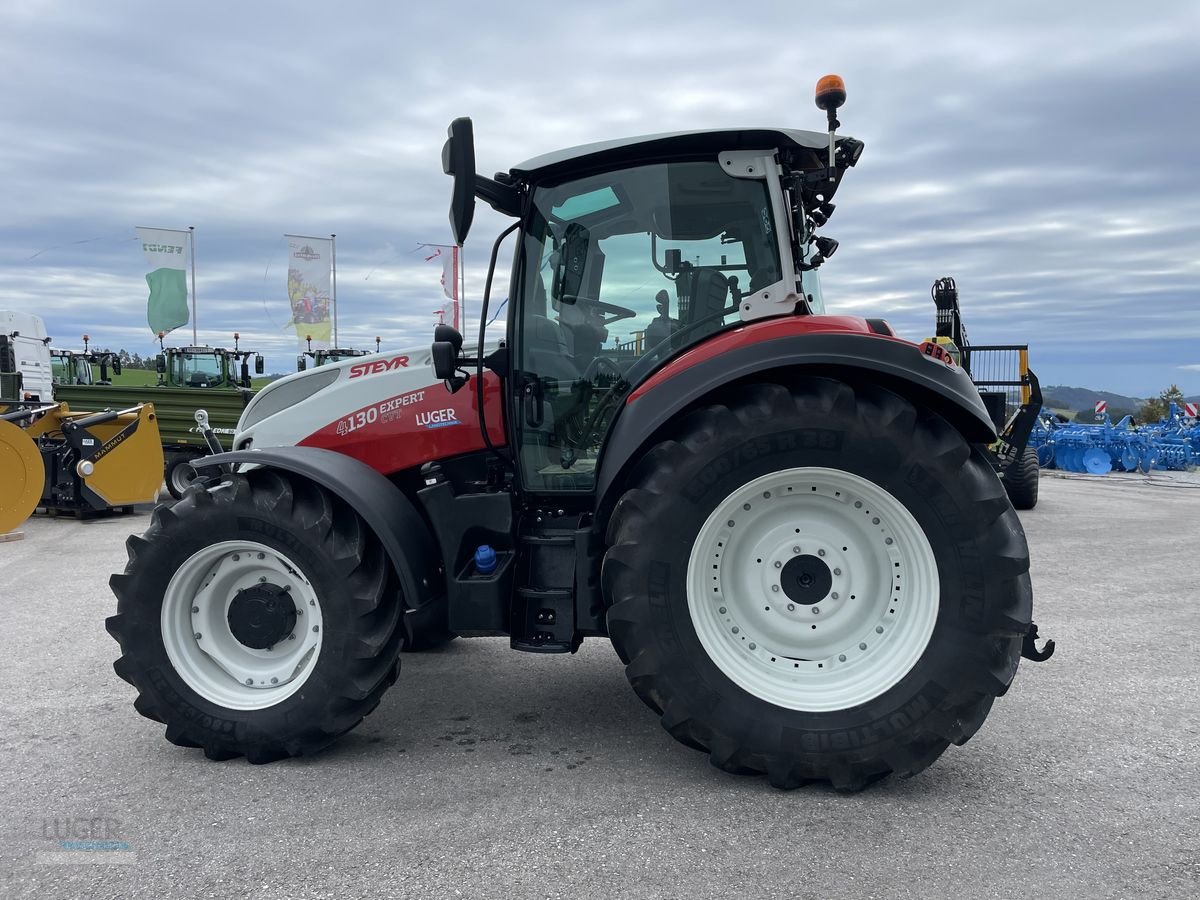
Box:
[136, 227, 190, 335]
[286, 235, 332, 347]
[425, 244, 460, 330]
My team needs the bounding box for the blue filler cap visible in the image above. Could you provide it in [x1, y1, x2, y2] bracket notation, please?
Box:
[474, 544, 498, 575]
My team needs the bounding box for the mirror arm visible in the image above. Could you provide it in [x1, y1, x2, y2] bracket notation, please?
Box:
[475, 175, 521, 217]
[475, 220, 520, 463]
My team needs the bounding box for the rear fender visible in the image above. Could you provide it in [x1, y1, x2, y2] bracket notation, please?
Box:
[596, 331, 996, 512]
[192, 446, 441, 611]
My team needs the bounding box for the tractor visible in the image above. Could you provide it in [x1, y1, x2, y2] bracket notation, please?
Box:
[107, 76, 1052, 789]
[296, 334, 382, 371]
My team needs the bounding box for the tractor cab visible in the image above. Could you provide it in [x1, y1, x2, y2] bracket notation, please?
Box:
[51, 335, 122, 386]
[433, 78, 863, 493]
[154, 332, 264, 389]
[296, 335, 382, 371]
[50, 349, 96, 386]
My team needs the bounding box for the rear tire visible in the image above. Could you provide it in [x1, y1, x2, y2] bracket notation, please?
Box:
[1003, 447, 1040, 510]
[603, 378, 1032, 790]
[106, 471, 404, 762]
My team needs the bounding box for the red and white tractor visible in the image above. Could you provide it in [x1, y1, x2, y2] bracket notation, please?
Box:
[108, 76, 1052, 789]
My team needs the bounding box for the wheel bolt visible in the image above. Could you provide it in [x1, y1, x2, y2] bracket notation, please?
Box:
[833, 568, 841, 576]
[719, 607, 727, 614]
[258, 552, 265, 559]
[792, 546, 801, 554]
[832, 592, 839, 600]
[194, 632, 202, 640]
[245, 678, 253, 686]
[288, 634, 295, 641]
[191, 606, 199, 614]
[771, 585, 780, 593]
[270, 677, 278, 684]
[748, 642, 756, 650]
[812, 607, 820, 615]
[296, 609, 303, 616]
[876, 626, 884, 634]
[232, 554, 240, 561]
[787, 604, 795, 611]
[885, 537, 894, 545]
[859, 642, 868, 650]
[774, 561, 782, 569]
[259, 576, 267, 583]
[818, 549, 826, 557]
[312, 625, 319, 633]
[732, 626, 740, 634]
[838, 654, 846, 662]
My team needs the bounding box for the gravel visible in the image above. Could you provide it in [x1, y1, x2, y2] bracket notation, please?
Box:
[1, 472, 1197, 899]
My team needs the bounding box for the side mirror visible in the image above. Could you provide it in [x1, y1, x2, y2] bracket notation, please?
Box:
[255, 354, 265, 375]
[434, 324, 464, 353]
[112, 356, 122, 376]
[552, 222, 590, 303]
[241, 360, 251, 387]
[431, 341, 458, 381]
[297, 354, 307, 372]
[443, 117, 476, 245]
[155, 354, 166, 374]
[664, 248, 682, 275]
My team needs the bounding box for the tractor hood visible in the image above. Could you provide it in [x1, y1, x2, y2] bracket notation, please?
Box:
[235, 346, 432, 450]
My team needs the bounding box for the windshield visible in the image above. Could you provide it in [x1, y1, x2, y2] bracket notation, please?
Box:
[173, 352, 225, 387]
[52, 355, 93, 385]
[515, 159, 783, 491]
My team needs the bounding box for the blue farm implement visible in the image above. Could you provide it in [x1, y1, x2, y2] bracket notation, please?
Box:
[1031, 403, 1200, 474]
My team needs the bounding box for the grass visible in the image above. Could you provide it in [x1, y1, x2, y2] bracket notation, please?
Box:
[92, 368, 275, 390]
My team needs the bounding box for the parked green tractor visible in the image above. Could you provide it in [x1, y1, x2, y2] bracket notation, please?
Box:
[296, 335, 381, 371]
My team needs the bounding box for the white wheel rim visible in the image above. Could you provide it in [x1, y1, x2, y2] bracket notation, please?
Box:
[161, 540, 323, 710]
[686, 467, 939, 712]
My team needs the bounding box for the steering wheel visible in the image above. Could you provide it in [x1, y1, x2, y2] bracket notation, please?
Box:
[569, 296, 637, 326]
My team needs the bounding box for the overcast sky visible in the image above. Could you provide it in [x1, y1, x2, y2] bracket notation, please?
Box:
[2, 0, 1197, 395]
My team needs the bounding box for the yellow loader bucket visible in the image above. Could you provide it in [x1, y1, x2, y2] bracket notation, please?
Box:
[0, 417, 44, 533]
[26, 403, 165, 510]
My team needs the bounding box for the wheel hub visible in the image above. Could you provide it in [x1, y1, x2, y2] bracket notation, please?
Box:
[161, 540, 324, 710]
[227, 584, 297, 649]
[780, 555, 831, 605]
[687, 467, 939, 712]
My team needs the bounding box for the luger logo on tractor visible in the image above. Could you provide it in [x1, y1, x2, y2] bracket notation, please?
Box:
[416, 408, 459, 428]
[349, 355, 409, 378]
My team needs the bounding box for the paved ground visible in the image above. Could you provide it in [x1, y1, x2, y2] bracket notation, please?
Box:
[1, 473, 1198, 899]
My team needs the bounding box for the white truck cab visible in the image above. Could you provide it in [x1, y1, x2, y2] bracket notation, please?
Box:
[0, 310, 55, 402]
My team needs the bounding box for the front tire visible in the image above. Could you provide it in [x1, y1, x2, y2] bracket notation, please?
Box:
[106, 471, 404, 762]
[603, 379, 1032, 790]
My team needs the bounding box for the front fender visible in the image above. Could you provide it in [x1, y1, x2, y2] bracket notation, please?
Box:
[192, 446, 440, 611]
[596, 331, 995, 509]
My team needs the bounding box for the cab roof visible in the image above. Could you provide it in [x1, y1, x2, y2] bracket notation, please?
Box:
[511, 127, 850, 182]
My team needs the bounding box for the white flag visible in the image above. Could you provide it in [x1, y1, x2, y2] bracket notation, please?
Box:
[136, 226, 190, 335]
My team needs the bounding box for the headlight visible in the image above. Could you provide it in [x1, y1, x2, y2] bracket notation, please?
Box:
[239, 368, 339, 431]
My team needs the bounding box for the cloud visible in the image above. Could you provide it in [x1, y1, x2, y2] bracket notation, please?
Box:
[0, 0, 1197, 395]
